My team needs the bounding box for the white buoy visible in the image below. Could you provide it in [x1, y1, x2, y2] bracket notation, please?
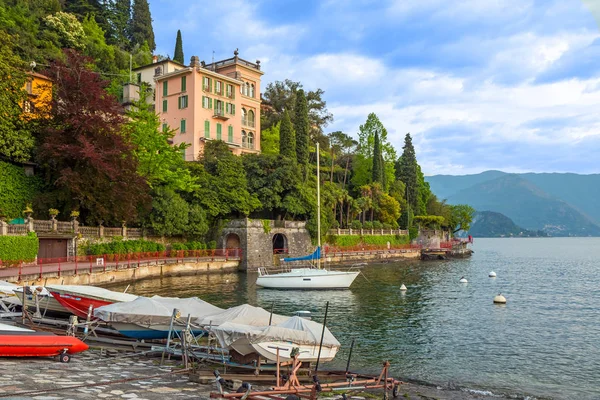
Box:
[400, 284, 407, 291]
[489, 271, 497, 278]
[493, 294, 507, 304]
[459, 277, 468, 283]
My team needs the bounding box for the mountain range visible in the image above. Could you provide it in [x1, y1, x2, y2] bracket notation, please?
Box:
[425, 171, 600, 236]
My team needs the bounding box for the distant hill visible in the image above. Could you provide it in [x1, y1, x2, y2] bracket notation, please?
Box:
[426, 171, 600, 237]
[469, 211, 547, 238]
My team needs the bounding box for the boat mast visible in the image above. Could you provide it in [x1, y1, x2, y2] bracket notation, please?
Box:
[316, 142, 321, 269]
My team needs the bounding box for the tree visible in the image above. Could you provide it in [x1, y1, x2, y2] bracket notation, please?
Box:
[279, 110, 295, 158]
[173, 29, 183, 64]
[36, 50, 150, 224]
[128, 0, 155, 51]
[260, 122, 280, 155]
[110, 0, 131, 48]
[448, 204, 476, 234]
[147, 187, 190, 236]
[125, 86, 197, 192]
[396, 133, 419, 214]
[82, 14, 116, 71]
[0, 32, 35, 162]
[372, 129, 384, 185]
[44, 11, 86, 50]
[352, 113, 396, 190]
[293, 89, 309, 165]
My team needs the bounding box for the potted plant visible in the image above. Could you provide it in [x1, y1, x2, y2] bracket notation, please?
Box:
[48, 208, 59, 219]
[70, 210, 80, 221]
[23, 204, 33, 219]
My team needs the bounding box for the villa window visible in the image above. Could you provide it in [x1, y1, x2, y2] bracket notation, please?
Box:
[203, 76, 211, 92]
[226, 102, 236, 115]
[215, 100, 224, 115]
[162, 99, 168, 112]
[248, 132, 254, 149]
[242, 130, 248, 148]
[228, 125, 233, 142]
[180, 119, 186, 133]
[216, 81, 222, 95]
[241, 108, 247, 125]
[247, 109, 255, 127]
[181, 76, 187, 91]
[204, 120, 210, 138]
[202, 96, 212, 109]
[178, 95, 188, 109]
[26, 80, 33, 94]
[250, 84, 255, 98]
[226, 84, 234, 98]
[23, 100, 32, 113]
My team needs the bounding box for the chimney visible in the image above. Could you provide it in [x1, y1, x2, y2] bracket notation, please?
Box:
[152, 55, 158, 64]
[190, 56, 200, 68]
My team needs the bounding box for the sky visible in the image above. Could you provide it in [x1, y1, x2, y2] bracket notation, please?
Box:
[149, 0, 600, 176]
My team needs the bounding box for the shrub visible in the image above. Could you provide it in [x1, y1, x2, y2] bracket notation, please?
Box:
[0, 161, 41, 219]
[207, 240, 216, 249]
[363, 221, 373, 229]
[0, 233, 39, 264]
[83, 239, 165, 255]
[350, 220, 362, 230]
[373, 221, 383, 229]
[330, 220, 340, 229]
[171, 243, 187, 251]
[382, 223, 392, 229]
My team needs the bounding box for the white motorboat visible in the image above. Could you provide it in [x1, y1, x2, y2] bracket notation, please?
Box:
[94, 296, 223, 340]
[255, 142, 360, 290]
[210, 316, 340, 363]
[13, 286, 71, 316]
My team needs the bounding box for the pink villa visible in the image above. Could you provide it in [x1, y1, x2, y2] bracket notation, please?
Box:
[154, 50, 263, 159]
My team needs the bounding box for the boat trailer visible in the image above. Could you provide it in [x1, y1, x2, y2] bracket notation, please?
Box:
[210, 356, 402, 400]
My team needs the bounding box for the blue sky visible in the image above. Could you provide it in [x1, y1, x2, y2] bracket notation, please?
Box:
[149, 0, 600, 175]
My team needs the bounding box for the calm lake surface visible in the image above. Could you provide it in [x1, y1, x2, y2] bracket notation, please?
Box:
[108, 238, 600, 400]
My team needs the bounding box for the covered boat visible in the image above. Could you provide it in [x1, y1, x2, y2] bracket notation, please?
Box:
[196, 304, 288, 327]
[0, 322, 88, 362]
[94, 296, 224, 339]
[0, 280, 18, 297]
[47, 285, 138, 319]
[210, 316, 340, 363]
[13, 286, 71, 316]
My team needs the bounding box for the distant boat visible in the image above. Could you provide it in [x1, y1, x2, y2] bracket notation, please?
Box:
[47, 285, 138, 319]
[94, 296, 223, 340]
[255, 142, 360, 290]
[0, 322, 88, 362]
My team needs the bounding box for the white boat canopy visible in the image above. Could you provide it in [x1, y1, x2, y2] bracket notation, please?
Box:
[210, 316, 340, 348]
[197, 304, 289, 327]
[94, 295, 223, 325]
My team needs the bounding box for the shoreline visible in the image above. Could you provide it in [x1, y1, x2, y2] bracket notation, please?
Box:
[0, 348, 540, 400]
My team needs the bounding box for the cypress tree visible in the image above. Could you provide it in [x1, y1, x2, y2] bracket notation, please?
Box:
[372, 129, 384, 185]
[111, 0, 131, 48]
[129, 0, 155, 52]
[173, 30, 184, 64]
[293, 89, 309, 165]
[396, 133, 419, 214]
[279, 110, 296, 159]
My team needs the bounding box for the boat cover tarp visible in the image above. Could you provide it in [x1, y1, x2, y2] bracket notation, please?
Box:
[93, 296, 223, 325]
[282, 247, 321, 263]
[210, 316, 339, 348]
[46, 285, 138, 303]
[0, 281, 18, 296]
[197, 304, 288, 327]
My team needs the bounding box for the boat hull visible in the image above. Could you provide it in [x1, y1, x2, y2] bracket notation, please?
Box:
[14, 291, 71, 317]
[230, 339, 339, 363]
[0, 332, 89, 357]
[256, 269, 360, 289]
[110, 322, 205, 340]
[50, 292, 115, 319]
[48, 286, 137, 319]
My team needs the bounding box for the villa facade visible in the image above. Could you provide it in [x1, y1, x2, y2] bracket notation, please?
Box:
[154, 50, 263, 160]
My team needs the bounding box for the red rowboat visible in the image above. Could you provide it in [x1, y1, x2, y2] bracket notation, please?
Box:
[47, 285, 138, 319]
[0, 323, 88, 362]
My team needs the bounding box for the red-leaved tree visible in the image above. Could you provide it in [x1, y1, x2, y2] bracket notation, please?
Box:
[36, 50, 150, 224]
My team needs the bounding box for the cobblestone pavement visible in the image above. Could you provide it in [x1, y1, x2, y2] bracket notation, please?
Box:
[0, 350, 212, 400]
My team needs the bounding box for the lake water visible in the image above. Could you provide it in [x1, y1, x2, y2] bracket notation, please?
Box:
[107, 238, 600, 400]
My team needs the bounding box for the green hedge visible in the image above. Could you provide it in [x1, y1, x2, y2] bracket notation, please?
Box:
[326, 234, 409, 247]
[0, 161, 41, 219]
[84, 239, 165, 256]
[0, 232, 39, 263]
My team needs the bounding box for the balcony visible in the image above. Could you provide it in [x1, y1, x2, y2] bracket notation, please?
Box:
[203, 85, 211, 92]
[241, 118, 255, 128]
[213, 109, 229, 120]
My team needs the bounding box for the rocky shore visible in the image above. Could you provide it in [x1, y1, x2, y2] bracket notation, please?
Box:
[0, 349, 521, 400]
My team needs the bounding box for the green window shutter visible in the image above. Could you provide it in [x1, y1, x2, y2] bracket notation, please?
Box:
[232, 104, 235, 115]
[162, 123, 168, 132]
[181, 119, 186, 133]
[228, 125, 233, 142]
[202, 96, 206, 108]
[217, 123, 222, 140]
[178, 97, 181, 109]
[204, 120, 210, 138]
[180, 148, 186, 160]
[181, 76, 186, 91]
[209, 97, 212, 108]
[163, 81, 168, 96]
[162, 99, 167, 112]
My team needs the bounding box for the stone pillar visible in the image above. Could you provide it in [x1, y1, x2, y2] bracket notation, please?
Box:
[51, 217, 57, 232]
[99, 222, 104, 238]
[0, 220, 7, 236]
[72, 218, 79, 234]
[122, 222, 127, 238]
[27, 216, 34, 233]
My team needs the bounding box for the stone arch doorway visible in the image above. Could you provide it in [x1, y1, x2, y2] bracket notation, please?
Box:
[225, 233, 241, 249]
[272, 233, 288, 254]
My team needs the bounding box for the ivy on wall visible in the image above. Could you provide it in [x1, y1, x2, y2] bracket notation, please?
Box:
[0, 232, 39, 264]
[0, 161, 40, 219]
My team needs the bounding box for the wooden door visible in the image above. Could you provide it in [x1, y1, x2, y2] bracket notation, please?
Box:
[38, 239, 68, 260]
